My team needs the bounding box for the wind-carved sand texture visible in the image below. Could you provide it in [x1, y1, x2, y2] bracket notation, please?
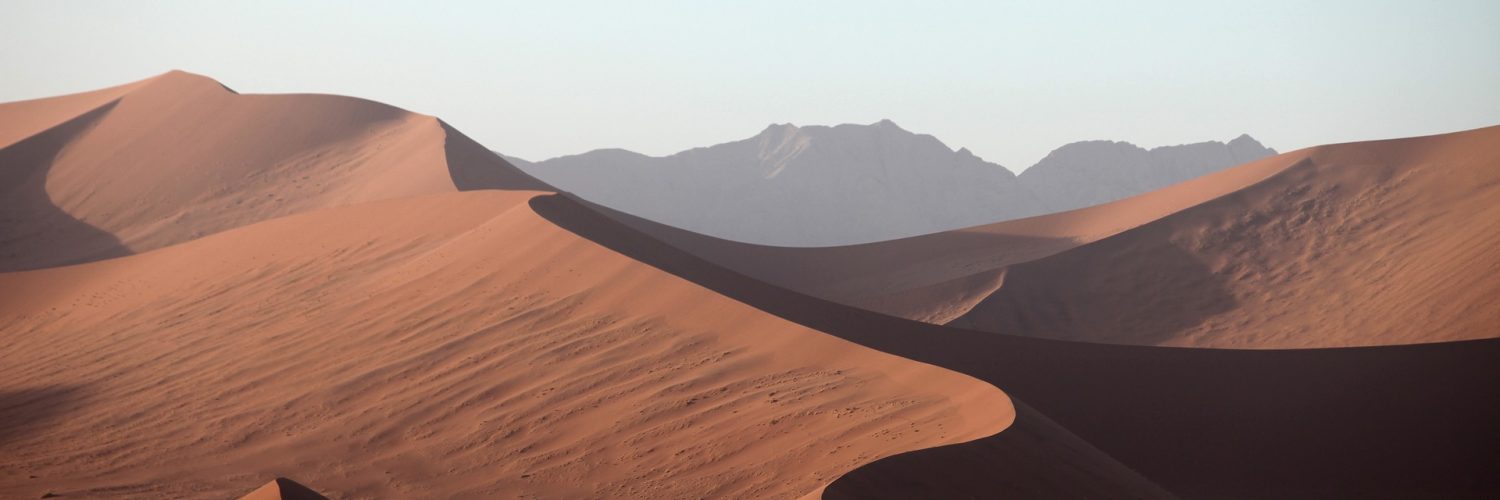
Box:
[2, 72, 1496, 498]
[948, 126, 1500, 347]
[0, 72, 1009, 499]
[0, 70, 543, 272]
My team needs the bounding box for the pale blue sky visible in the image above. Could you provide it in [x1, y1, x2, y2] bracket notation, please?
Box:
[4, 0, 1498, 170]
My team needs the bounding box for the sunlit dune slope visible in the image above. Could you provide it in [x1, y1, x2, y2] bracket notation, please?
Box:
[239, 477, 328, 500]
[951, 125, 1500, 347]
[0, 70, 543, 271]
[0, 191, 1009, 499]
[570, 188, 1500, 498]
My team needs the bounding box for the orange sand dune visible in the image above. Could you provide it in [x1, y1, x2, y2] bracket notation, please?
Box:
[555, 203, 1500, 498]
[0, 79, 148, 150]
[0, 191, 1010, 499]
[611, 148, 1305, 323]
[6, 73, 1495, 499]
[951, 125, 1500, 347]
[0, 70, 543, 272]
[240, 478, 328, 500]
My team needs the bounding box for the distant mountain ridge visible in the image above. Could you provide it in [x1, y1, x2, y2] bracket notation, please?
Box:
[1018, 134, 1278, 214]
[507, 121, 1275, 246]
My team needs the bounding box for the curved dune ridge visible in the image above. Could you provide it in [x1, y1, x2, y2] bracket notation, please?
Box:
[570, 197, 1500, 498]
[240, 477, 328, 500]
[949, 125, 1500, 347]
[0, 73, 1012, 499]
[0, 70, 544, 272]
[0, 190, 1012, 499]
[2, 72, 1497, 498]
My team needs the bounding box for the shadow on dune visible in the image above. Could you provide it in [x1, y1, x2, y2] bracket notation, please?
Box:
[439, 121, 554, 192]
[598, 207, 1090, 322]
[240, 477, 329, 500]
[0, 386, 87, 447]
[530, 192, 1500, 499]
[0, 100, 130, 272]
[825, 401, 1174, 499]
[949, 229, 1239, 344]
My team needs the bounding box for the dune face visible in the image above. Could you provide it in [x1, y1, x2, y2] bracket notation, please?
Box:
[0, 74, 1010, 497]
[5, 72, 1497, 500]
[0, 70, 541, 272]
[0, 192, 1012, 498]
[240, 478, 328, 500]
[566, 202, 1500, 498]
[951, 125, 1500, 347]
[511, 120, 1273, 246]
[823, 403, 1173, 499]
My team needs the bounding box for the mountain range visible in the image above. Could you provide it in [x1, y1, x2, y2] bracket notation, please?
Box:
[506, 120, 1275, 245]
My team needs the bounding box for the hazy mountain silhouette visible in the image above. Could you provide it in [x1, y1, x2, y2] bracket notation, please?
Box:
[1018, 134, 1278, 214]
[507, 121, 1275, 246]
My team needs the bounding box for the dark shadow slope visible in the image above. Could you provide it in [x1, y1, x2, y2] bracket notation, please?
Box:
[948, 217, 1240, 345]
[0, 100, 128, 272]
[440, 120, 553, 192]
[240, 477, 329, 500]
[531, 192, 1500, 499]
[825, 401, 1174, 499]
[0, 386, 88, 447]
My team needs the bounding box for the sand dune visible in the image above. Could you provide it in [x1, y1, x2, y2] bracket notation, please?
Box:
[0, 78, 147, 150]
[0, 70, 543, 272]
[559, 204, 1500, 497]
[0, 190, 1009, 498]
[4, 73, 1495, 499]
[3, 74, 1015, 498]
[240, 478, 328, 500]
[951, 125, 1500, 347]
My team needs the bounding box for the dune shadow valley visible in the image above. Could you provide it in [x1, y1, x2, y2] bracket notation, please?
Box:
[1, 68, 1497, 500]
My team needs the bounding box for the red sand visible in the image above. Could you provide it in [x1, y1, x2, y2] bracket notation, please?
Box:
[0, 73, 1008, 498]
[3, 72, 1496, 499]
[0, 70, 540, 272]
[951, 125, 1500, 347]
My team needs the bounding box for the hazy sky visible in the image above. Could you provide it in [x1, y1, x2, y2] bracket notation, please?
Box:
[4, 0, 1498, 170]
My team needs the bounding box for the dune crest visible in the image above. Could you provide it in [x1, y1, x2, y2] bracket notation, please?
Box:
[951, 125, 1500, 347]
[0, 70, 543, 271]
[0, 190, 1010, 498]
[239, 478, 328, 500]
[4, 72, 1495, 498]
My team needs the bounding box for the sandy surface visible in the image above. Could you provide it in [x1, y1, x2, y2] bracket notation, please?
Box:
[0, 72, 1011, 498]
[0, 70, 541, 272]
[951, 125, 1500, 347]
[0, 191, 1011, 498]
[578, 208, 1500, 497]
[4, 72, 1496, 499]
[240, 478, 327, 500]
